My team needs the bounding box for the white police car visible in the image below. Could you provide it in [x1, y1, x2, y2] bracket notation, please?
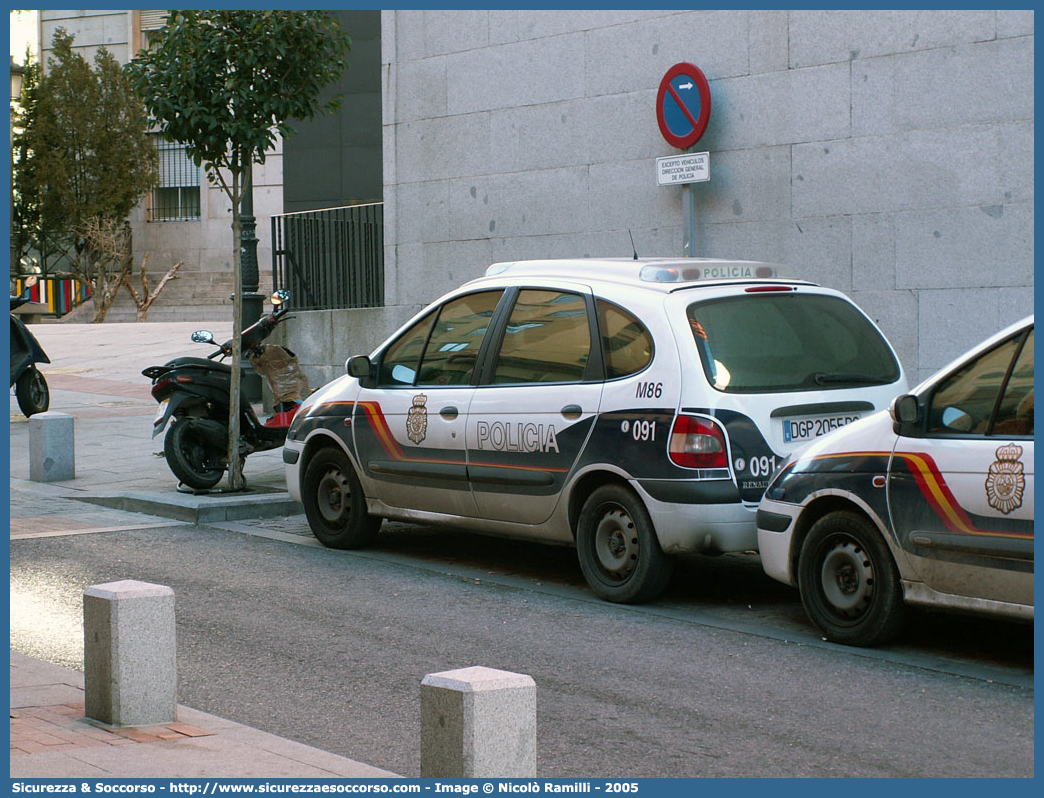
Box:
[283, 258, 906, 603]
[757, 316, 1033, 645]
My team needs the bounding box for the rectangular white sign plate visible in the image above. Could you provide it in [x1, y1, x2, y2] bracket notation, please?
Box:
[656, 152, 710, 186]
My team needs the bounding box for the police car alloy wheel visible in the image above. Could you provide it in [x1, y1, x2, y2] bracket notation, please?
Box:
[797, 511, 905, 646]
[302, 447, 381, 549]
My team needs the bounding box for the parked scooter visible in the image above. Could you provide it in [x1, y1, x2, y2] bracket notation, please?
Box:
[142, 290, 308, 490]
[10, 276, 51, 417]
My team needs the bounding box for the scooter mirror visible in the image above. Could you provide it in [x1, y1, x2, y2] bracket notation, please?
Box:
[271, 289, 289, 306]
[191, 330, 215, 344]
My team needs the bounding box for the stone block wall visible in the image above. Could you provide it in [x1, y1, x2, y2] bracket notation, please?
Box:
[380, 9, 1034, 382]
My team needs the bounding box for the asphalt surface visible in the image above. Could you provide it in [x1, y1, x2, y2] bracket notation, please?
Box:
[11, 524, 1034, 777]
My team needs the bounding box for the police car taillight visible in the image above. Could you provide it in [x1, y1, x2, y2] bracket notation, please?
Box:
[668, 415, 728, 469]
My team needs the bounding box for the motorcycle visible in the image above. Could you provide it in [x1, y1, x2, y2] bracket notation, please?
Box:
[142, 290, 309, 490]
[10, 277, 51, 417]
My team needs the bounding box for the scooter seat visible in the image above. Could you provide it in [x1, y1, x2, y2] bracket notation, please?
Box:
[163, 356, 234, 373]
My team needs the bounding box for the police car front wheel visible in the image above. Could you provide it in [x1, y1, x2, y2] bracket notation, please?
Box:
[577, 484, 673, 604]
[797, 511, 905, 647]
[302, 447, 381, 549]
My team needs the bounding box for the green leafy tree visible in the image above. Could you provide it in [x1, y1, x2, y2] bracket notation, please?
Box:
[11, 47, 41, 275]
[127, 10, 351, 489]
[13, 30, 156, 321]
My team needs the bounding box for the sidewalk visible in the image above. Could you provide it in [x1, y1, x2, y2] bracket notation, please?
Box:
[10, 322, 396, 778]
[10, 651, 396, 778]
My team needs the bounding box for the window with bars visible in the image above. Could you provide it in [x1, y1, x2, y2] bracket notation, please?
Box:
[150, 136, 201, 222]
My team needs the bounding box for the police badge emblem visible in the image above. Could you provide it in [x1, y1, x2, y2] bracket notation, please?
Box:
[985, 443, 1025, 515]
[406, 393, 428, 444]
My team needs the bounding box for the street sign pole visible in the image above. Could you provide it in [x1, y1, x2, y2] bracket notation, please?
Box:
[683, 148, 697, 257]
[656, 63, 711, 259]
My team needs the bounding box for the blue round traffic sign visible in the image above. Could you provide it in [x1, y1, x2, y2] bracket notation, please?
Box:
[656, 62, 711, 149]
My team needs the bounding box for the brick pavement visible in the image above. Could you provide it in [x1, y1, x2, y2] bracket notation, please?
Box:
[9, 651, 397, 777]
[11, 702, 214, 755]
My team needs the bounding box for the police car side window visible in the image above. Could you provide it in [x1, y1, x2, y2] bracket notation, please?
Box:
[416, 291, 502, 386]
[378, 309, 436, 386]
[491, 290, 591, 384]
[597, 300, 653, 378]
[378, 292, 502, 387]
[926, 331, 1028, 436]
[991, 329, 1033, 437]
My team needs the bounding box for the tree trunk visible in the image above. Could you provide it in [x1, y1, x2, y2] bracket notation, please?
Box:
[226, 159, 246, 491]
[122, 253, 183, 322]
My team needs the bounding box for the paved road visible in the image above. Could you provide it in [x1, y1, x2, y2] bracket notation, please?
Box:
[11, 519, 1033, 778]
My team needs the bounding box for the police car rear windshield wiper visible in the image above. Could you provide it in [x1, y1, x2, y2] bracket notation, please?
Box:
[806, 372, 886, 386]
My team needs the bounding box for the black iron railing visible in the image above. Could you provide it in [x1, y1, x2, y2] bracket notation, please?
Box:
[271, 203, 384, 311]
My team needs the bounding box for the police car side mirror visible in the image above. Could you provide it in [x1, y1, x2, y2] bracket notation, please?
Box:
[346, 355, 373, 381]
[890, 394, 921, 436]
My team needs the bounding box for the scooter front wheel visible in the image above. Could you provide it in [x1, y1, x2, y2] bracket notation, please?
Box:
[164, 418, 225, 489]
[15, 366, 49, 417]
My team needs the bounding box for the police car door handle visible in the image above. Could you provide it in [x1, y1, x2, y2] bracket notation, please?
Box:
[440, 406, 459, 420]
[561, 405, 583, 420]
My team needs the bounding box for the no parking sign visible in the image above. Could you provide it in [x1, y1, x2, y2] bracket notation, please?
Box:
[656, 62, 711, 149]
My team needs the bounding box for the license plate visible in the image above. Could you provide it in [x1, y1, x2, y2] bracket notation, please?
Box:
[154, 399, 169, 426]
[783, 413, 862, 443]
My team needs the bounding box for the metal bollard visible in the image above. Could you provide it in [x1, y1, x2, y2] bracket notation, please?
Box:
[421, 666, 536, 777]
[83, 580, 177, 727]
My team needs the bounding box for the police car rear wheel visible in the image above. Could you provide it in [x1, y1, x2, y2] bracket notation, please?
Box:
[797, 511, 905, 647]
[577, 484, 673, 604]
[303, 447, 381, 549]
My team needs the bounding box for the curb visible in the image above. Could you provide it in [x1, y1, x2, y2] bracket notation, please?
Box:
[73, 491, 302, 524]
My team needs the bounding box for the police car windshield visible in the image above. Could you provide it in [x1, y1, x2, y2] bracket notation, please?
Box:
[687, 294, 900, 393]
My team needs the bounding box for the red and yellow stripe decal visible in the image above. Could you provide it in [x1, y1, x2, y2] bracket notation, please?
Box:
[356, 401, 466, 468]
[356, 401, 407, 461]
[799, 450, 1031, 541]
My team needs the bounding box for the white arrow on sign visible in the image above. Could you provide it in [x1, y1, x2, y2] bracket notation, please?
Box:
[678, 81, 693, 90]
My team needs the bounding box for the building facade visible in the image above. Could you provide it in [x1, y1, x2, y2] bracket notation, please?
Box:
[37, 10, 285, 320]
[378, 9, 1034, 383]
[38, 10, 1034, 383]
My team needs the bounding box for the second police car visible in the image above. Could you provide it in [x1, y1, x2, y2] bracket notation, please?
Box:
[757, 316, 1034, 645]
[283, 258, 907, 603]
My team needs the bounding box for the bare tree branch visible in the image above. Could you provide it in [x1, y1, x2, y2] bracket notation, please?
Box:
[122, 252, 183, 322]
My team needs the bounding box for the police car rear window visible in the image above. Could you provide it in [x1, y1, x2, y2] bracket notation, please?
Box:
[687, 294, 900, 394]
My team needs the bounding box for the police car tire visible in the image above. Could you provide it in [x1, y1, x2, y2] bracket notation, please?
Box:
[302, 446, 380, 549]
[577, 484, 673, 604]
[797, 511, 905, 647]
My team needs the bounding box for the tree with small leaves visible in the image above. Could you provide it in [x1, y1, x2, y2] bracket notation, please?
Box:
[126, 10, 351, 490]
[13, 31, 156, 321]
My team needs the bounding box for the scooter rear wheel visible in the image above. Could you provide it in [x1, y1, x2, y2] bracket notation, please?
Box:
[15, 366, 49, 417]
[164, 418, 225, 489]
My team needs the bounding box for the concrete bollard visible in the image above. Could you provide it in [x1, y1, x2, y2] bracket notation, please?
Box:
[421, 666, 536, 778]
[29, 411, 75, 482]
[83, 580, 177, 727]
